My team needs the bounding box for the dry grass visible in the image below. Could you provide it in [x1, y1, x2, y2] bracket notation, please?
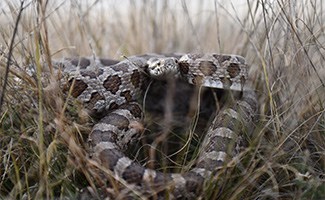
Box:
[0, 0, 324, 199]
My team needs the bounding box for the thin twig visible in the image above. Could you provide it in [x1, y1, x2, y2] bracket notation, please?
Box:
[0, 1, 25, 114]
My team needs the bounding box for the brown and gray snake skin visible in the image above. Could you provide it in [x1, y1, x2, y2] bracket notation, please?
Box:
[55, 53, 258, 199]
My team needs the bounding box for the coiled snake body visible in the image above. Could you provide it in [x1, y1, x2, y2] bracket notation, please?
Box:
[57, 53, 257, 199]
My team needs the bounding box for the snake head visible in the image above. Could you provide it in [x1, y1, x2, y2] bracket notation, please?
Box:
[147, 57, 179, 79]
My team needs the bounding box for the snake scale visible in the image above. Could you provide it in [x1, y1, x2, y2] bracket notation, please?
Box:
[55, 53, 258, 199]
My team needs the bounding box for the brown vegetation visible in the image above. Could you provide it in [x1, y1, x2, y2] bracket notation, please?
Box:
[0, 0, 324, 199]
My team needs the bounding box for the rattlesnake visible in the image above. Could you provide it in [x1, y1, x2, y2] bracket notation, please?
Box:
[56, 53, 257, 199]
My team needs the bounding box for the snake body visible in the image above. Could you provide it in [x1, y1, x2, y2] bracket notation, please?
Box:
[57, 53, 257, 199]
